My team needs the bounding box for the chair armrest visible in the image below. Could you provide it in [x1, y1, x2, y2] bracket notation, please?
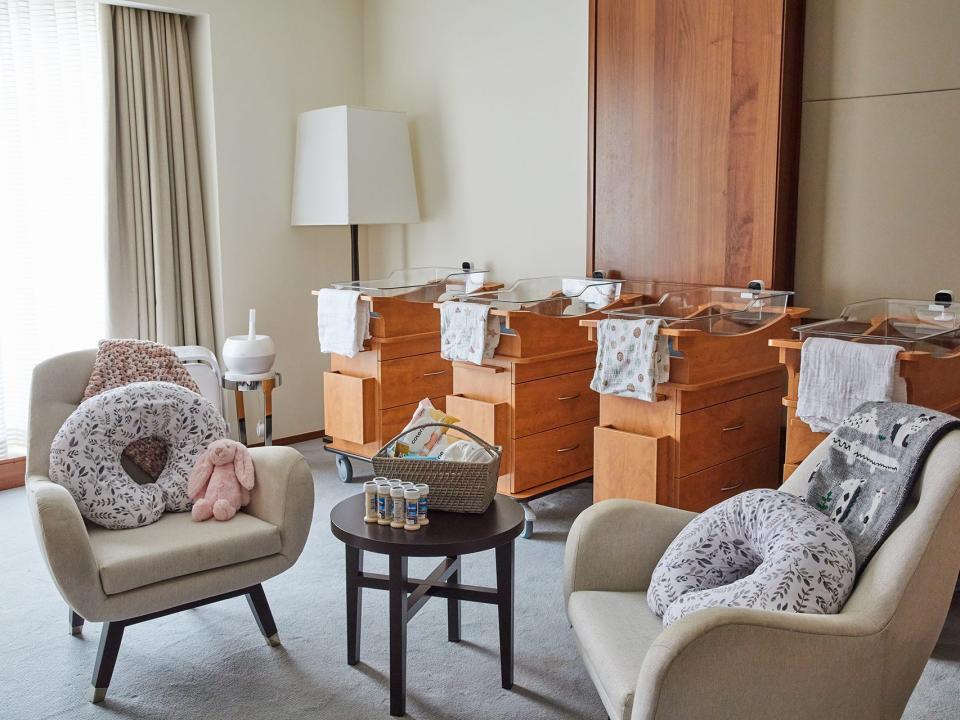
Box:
[632, 608, 883, 720]
[245, 447, 315, 561]
[563, 499, 696, 609]
[26, 475, 105, 618]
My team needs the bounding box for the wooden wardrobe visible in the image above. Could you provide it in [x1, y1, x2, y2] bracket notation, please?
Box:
[587, 0, 805, 288]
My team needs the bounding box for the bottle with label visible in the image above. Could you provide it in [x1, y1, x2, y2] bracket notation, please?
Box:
[390, 486, 406, 528]
[415, 484, 429, 525]
[363, 481, 378, 523]
[404, 488, 421, 531]
[376, 483, 392, 525]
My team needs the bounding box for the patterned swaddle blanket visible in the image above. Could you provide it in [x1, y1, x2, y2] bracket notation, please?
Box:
[804, 401, 960, 570]
[589, 318, 668, 402]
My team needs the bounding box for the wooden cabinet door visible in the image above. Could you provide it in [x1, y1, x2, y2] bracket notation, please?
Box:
[588, 0, 804, 289]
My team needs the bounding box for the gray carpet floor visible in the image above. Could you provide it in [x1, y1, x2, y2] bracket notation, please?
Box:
[1, 438, 957, 719]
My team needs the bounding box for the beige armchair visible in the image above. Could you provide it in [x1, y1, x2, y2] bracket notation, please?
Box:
[564, 431, 960, 720]
[26, 350, 315, 703]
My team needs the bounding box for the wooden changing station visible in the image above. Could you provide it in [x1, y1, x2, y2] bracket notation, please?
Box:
[771, 295, 960, 479]
[582, 287, 807, 512]
[316, 268, 489, 483]
[440, 278, 641, 507]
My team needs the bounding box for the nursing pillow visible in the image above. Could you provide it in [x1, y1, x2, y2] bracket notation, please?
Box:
[49, 381, 227, 530]
[647, 489, 856, 627]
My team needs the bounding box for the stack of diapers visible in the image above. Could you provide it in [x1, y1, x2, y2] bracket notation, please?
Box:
[317, 288, 371, 357]
[49, 381, 226, 529]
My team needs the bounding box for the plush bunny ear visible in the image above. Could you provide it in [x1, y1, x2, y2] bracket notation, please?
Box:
[187, 450, 214, 499]
[234, 443, 255, 490]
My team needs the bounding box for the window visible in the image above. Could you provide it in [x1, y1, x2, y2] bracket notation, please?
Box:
[0, 0, 105, 456]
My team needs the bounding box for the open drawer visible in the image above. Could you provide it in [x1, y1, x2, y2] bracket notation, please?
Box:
[323, 371, 377, 445]
[593, 425, 671, 504]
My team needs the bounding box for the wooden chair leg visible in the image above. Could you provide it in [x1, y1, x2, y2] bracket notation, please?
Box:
[69, 608, 84, 636]
[91, 622, 125, 703]
[246, 584, 280, 646]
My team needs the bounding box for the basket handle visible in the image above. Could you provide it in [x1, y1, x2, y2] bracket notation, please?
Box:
[377, 422, 502, 460]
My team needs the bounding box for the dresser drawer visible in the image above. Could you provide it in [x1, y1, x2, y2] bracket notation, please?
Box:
[379, 353, 452, 409]
[675, 444, 780, 512]
[512, 418, 596, 493]
[513, 369, 598, 437]
[675, 388, 782, 477]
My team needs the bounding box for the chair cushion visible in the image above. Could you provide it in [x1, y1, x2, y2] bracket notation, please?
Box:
[568, 591, 664, 720]
[647, 489, 856, 627]
[88, 510, 282, 595]
[49, 381, 226, 529]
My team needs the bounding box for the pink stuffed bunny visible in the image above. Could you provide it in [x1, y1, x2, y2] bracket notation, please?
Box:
[188, 438, 255, 521]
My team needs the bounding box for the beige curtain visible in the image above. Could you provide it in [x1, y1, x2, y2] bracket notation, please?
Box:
[105, 5, 215, 348]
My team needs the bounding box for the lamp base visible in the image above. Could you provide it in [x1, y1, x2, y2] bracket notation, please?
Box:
[350, 223, 359, 282]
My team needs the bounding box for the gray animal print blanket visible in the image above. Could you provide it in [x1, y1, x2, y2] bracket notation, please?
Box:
[804, 401, 959, 571]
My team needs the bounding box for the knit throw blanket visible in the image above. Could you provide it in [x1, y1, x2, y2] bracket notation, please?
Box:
[804, 401, 959, 571]
[84, 339, 201, 479]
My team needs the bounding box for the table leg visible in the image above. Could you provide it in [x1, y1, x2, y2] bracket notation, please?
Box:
[495, 541, 515, 690]
[389, 554, 408, 716]
[447, 555, 461, 643]
[346, 546, 363, 665]
[234, 390, 247, 446]
[262, 378, 275, 446]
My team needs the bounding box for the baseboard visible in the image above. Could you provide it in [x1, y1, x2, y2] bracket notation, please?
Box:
[248, 429, 326, 448]
[0, 456, 26, 491]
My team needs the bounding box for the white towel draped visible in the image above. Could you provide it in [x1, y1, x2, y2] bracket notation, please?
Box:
[796, 337, 906, 433]
[440, 301, 500, 365]
[590, 318, 669, 401]
[316, 289, 370, 357]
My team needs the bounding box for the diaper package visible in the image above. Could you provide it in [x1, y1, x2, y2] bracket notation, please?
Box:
[437, 439, 492, 463]
[391, 399, 460, 458]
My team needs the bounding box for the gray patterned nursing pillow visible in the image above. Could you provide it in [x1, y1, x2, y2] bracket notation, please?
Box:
[647, 489, 856, 627]
[49, 381, 227, 529]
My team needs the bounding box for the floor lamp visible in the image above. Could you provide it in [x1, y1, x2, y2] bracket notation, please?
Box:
[291, 105, 421, 282]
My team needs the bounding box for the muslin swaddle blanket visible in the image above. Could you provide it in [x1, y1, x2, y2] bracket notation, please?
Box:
[316, 288, 370, 357]
[590, 318, 668, 401]
[440, 301, 500, 365]
[797, 337, 906, 433]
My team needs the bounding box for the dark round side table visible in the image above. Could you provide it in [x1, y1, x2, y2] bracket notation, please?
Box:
[330, 493, 525, 717]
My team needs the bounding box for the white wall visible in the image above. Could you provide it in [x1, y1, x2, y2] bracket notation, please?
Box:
[795, 0, 960, 317]
[162, 0, 364, 439]
[361, 0, 590, 281]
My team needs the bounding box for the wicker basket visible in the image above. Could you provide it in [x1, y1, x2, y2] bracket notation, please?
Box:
[372, 423, 502, 513]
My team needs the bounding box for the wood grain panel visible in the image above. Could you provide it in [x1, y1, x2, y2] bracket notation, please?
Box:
[676, 443, 780, 512]
[379, 353, 452, 409]
[675, 387, 782, 476]
[512, 418, 597, 494]
[323, 372, 376, 445]
[593, 425, 671, 505]
[589, 0, 802, 288]
[513, 369, 598, 437]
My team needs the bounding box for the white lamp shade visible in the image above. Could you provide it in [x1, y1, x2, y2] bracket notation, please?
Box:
[291, 105, 420, 226]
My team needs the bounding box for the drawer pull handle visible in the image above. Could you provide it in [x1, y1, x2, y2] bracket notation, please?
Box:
[422, 370, 448, 377]
[556, 444, 580, 454]
[720, 481, 744, 492]
[557, 393, 581, 401]
[722, 423, 745, 432]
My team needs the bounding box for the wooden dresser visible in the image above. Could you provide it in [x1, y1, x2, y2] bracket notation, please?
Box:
[446, 310, 604, 499]
[321, 294, 453, 480]
[583, 306, 806, 512]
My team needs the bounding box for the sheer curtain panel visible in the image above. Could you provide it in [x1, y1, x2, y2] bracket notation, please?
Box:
[0, 0, 105, 457]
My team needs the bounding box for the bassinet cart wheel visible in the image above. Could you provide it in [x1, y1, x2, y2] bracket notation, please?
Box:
[520, 502, 536, 539]
[336, 454, 354, 483]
